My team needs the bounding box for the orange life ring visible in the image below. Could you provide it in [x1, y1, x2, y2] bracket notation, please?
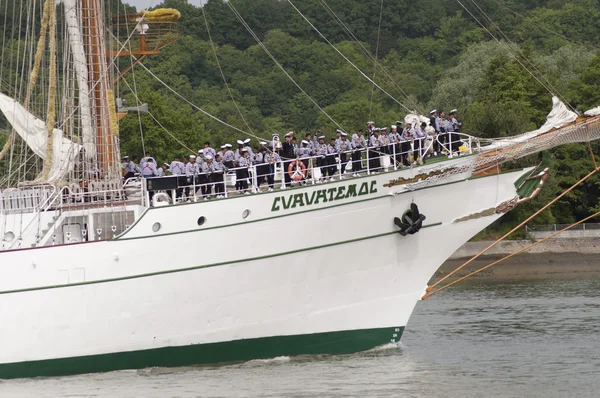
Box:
[288, 160, 307, 181]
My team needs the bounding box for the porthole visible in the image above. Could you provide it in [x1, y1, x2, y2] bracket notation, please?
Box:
[242, 209, 251, 219]
[152, 222, 161, 232]
[197, 216, 206, 226]
[3, 231, 15, 242]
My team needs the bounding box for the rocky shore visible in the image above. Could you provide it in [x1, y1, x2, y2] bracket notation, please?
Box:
[435, 238, 600, 280]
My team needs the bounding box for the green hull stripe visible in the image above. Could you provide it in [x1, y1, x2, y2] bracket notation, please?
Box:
[0, 326, 404, 379]
[0, 223, 441, 295]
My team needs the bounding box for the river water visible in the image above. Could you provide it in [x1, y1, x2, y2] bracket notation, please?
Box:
[2, 276, 599, 397]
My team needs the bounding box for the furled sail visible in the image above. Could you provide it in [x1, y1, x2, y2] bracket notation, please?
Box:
[585, 106, 600, 117]
[404, 113, 430, 127]
[486, 97, 578, 149]
[0, 93, 81, 182]
[64, 0, 95, 159]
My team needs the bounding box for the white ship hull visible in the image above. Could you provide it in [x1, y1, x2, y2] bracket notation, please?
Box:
[0, 166, 528, 378]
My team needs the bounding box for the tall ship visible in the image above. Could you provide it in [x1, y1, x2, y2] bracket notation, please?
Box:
[0, 0, 599, 379]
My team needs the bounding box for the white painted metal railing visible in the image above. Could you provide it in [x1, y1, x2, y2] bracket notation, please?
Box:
[0, 185, 56, 215]
[435, 132, 481, 158]
[141, 141, 440, 206]
[3, 186, 65, 250]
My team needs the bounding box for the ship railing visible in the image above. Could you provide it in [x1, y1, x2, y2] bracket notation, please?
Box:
[140, 140, 439, 206]
[0, 184, 57, 215]
[2, 186, 67, 250]
[435, 132, 481, 158]
[58, 180, 142, 207]
[13, 183, 142, 249]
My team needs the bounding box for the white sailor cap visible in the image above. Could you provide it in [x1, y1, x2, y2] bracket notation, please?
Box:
[302, 140, 309, 145]
[391, 125, 397, 129]
[406, 121, 412, 125]
[189, 155, 197, 159]
[430, 109, 437, 114]
[367, 121, 375, 125]
[272, 133, 279, 138]
[122, 155, 129, 160]
[260, 141, 267, 146]
[340, 132, 348, 137]
[318, 135, 325, 139]
[285, 131, 293, 137]
[237, 140, 244, 145]
[163, 162, 169, 167]
[220, 144, 227, 149]
[225, 143, 232, 148]
[336, 129, 343, 134]
[244, 138, 251, 144]
[205, 154, 213, 160]
[450, 108, 458, 114]
[198, 149, 204, 154]
[242, 148, 248, 152]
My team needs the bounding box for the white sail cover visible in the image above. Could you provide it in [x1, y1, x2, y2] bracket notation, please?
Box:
[0, 93, 82, 182]
[488, 96, 578, 149]
[64, 0, 95, 159]
[404, 113, 430, 127]
[585, 106, 600, 117]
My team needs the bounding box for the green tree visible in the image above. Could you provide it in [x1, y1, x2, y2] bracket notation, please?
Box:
[568, 51, 600, 111]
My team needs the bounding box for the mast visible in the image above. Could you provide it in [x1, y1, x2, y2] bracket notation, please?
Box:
[81, 0, 119, 177]
[0, 2, 179, 187]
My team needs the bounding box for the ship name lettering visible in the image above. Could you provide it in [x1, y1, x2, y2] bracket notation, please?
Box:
[270, 180, 378, 211]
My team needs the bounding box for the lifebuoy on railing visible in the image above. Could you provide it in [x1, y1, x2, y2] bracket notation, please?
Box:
[152, 192, 171, 207]
[288, 159, 306, 181]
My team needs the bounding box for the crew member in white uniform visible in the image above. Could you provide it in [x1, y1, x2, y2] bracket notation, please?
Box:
[369, 129, 382, 172]
[185, 155, 198, 198]
[336, 132, 352, 176]
[351, 130, 367, 176]
[212, 154, 226, 198]
[203, 142, 217, 159]
[200, 154, 215, 199]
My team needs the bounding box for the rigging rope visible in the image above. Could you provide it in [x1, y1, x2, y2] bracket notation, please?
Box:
[427, 166, 599, 294]
[119, 73, 194, 153]
[137, 60, 270, 142]
[423, 209, 600, 299]
[200, 0, 256, 136]
[368, 0, 384, 120]
[317, 0, 423, 115]
[107, 29, 270, 143]
[284, 0, 413, 114]
[227, 0, 347, 132]
[487, 0, 587, 46]
[123, 4, 146, 155]
[456, 0, 578, 114]
[465, 0, 577, 112]
[0, 0, 52, 164]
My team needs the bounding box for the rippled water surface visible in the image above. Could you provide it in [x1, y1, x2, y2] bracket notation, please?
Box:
[3, 277, 600, 397]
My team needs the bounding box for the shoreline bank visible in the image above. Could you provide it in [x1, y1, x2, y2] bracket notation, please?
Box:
[435, 238, 600, 281]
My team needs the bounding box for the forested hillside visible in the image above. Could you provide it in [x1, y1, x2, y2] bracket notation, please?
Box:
[3, 0, 600, 232]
